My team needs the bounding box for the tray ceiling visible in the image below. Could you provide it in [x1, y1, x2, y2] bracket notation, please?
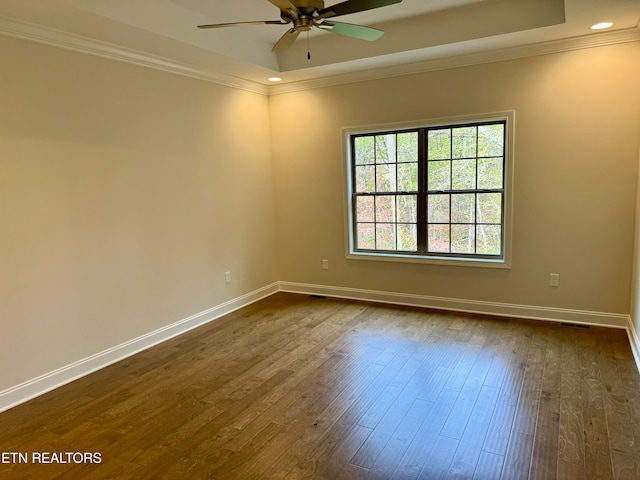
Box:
[0, 0, 638, 92]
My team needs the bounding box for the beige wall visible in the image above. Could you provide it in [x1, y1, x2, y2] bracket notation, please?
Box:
[631, 143, 640, 338]
[270, 42, 640, 314]
[2, 32, 639, 395]
[0, 35, 278, 392]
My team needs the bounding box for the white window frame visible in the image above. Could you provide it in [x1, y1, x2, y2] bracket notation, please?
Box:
[342, 111, 514, 268]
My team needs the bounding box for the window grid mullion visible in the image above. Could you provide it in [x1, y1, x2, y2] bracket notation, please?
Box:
[395, 134, 398, 251]
[373, 194, 378, 250]
[351, 121, 505, 259]
[374, 135, 378, 250]
[418, 129, 427, 254]
[474, 126, 479, 254]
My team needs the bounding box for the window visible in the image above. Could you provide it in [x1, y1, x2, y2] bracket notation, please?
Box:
[345, 113, 512, 266]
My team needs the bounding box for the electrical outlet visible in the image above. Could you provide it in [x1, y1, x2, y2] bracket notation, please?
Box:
[322, 259, 329, 270]
[225, 271, 231, 284]
[549, 273, 560, 287]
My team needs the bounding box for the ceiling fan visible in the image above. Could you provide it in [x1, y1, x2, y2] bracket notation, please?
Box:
[197, 0, 403, 52]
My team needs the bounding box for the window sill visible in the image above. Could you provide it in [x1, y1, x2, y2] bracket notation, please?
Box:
[346, 251, 511, 269]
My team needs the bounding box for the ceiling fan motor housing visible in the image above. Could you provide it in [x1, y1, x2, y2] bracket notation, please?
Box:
[293, 0, 325, 11]
[281, 0, 325, 21]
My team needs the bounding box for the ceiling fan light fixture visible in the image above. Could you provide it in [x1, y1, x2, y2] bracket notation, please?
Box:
[591, 22, 613, 30]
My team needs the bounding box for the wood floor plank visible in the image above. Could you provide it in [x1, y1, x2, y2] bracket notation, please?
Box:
[511, 341, 545, 436]
[417, 435, 459, 480]
[391, 388, 459, 480]
[350, 384, 419, 469]
[482, 321, 519, 389]
[613, 335, 640, 480]
[500, 431, 534, 480]
[473, 451, 504, 480]
[495, 321, 535, 407]
[355, 384, 404, 430]
[223, 361, 356, 452]
[256, 359, 387, 477]
[581, 335, 615, 480]
[439, 375, 484, 440]
[529, 327, 562, 480]
[1, 293, 638, 480]
[557, 329, 586, 480]
[595, 333, 640, 480]
[364, 398, 432, 479]
[483, 402, 517, 456]
[460, 385, 500, 445]
[443, 385, 500, 479]
[277, 422, 370, 479]
[444, 345, 482, 391]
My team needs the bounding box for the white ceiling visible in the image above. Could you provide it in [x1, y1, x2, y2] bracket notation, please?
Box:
[0, 0, 638, 92]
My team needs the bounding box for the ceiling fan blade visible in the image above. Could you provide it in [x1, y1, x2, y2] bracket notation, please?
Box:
[317, 0, 402, 19]
[272, 28, 301, 52]
[197, 20, 286, 29]
[318, 21, 384, 41]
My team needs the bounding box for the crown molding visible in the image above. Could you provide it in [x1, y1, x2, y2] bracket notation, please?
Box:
[1, 14, 638, 97]
[0, 15, 269, 96]
[268, 26, 640, 95]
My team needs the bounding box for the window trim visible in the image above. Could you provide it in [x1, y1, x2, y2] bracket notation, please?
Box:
[342, 111, 514, 268]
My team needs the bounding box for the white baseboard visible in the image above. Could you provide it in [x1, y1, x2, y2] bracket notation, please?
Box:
[628, 320, 640, 374]
[0, 283, 279, 414]
[280, 282, 640, 373]
[278, 282, 630, 328]
[2, 280, 637, 413]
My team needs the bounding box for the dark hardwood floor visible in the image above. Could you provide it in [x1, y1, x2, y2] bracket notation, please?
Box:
[1, 293, 639, 479]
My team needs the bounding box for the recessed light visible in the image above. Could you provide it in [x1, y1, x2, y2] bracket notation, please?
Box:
[591, 22, 613, 30]
[268, 77, 282, 82]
